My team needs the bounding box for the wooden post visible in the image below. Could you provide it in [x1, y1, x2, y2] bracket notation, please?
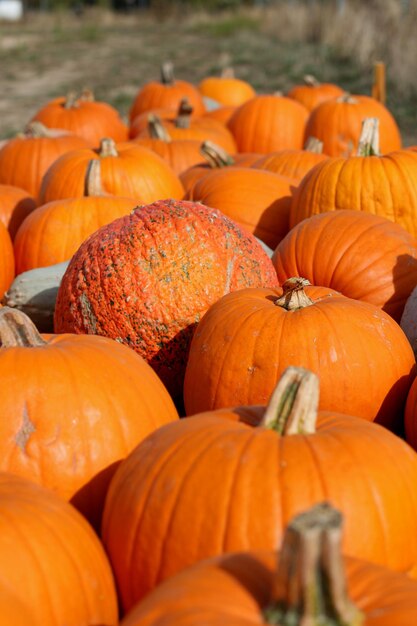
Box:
[372, 61, 386, 106]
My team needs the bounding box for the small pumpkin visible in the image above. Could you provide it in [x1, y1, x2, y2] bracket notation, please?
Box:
[198, 67, 256, 107]
[286, 74, 344, 111]
[0, 184, 36, 240]
[252, 136, 328, 182]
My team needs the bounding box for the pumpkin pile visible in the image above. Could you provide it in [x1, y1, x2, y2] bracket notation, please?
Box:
[3, 58, 417, 625]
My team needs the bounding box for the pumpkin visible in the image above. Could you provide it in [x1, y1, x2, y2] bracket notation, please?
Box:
[252, 137, 328, 182]
[31, 89, 128, 148]
[129, 106, 178, 139]
[137, 98, 237, 153]
[304, 93, 401, 156]
[130, 61, 206, 122]
[39, 137, 184, 205]
[186, 166, 296, 249]
[202, 104, 237, 125]
[120, 502, 417, 626]
[286, 74, 344, 111]
[183, 278, 415, 431]
[227, 94, 309, 153]
[0, 184, 36, 240]
[0, 221, 15, 299]
[102, 367, 417, 610]
[14, 160, 141, 273]
[54, 199, 278, 401]
[0, 122, 89, 198]
[0, 306, 178, 529]
[290, 118, 417, 237]
[273, 209, 417, 322]
[198, 67, 256, 107]
[0, 471, 118, 625]
[0, 587, 34, 626]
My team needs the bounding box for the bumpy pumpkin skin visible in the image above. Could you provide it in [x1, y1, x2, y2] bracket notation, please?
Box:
[54, 199, 278, 400]
[0, 472, 118, 626]
[273, 210, 417, 322]
[183, 286, 415, 430]
[102, 410, 417, 610]
[290, 149, 417, 237]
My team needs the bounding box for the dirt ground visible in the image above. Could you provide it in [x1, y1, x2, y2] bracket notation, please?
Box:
[1, 7, 416, 144]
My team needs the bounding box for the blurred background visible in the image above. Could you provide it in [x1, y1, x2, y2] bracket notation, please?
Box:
[1, 0, 416, 142]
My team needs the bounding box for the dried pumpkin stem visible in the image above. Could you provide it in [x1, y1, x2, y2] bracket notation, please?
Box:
[176, 98, 193, 129]
[221, 67, 235, 79]
[303, 74, 320, 87]
[264, 503, 364, 626]
[260, 367, 318, 434]
[80, 88, 95, 102]
[64, 91, 79, 109]
[161, 61, 175, 85]
[304, 137, 324, 153]
[201, 141, 235, 168]
[357, 118, 380, 157]
[99, 138, 118, 158]
[22, 121, 54, 139]
[275, 278, 314, 311]
[84, 159, 106, 196]
[0, 307, 46, 347]
[148, 114, 172, 142]
[337, 92, 357, 104]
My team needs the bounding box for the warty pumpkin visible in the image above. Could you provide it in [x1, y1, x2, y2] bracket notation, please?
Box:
[102, 367, 417, 610]
[54, 198, 278, 401]
[0, 306, 178, 529]
[0, 184, 36, 240]
[286, 74, 344, 111]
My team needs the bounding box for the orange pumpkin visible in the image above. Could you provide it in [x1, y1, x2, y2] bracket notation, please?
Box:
[129, 106, 178, 139]
[102, 368, 417, 610]
[273, 209, 417, 322]
[39, 138, 184, 204]
[198, 67, 256, 107]
[252, 137, 328, 182]
[0, 307, 178, 528]
[121, 502, 417, 626]
[183, 279, 415, 431]
[286, 74, 344, 111]
[130, 61, 206, 122]
[227, 94, 309, 153]
[0, 472, 118, 625]
[304, 93, 402, 156]
[0, 184, 36, 240]
[31, 89, 128, 148]
[0, 221, 15, 299]
[202, 104, 237, 125]
[0, 122, 89, 198]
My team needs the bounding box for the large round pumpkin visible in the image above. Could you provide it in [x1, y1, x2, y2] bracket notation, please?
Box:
[183, 278, 415, 431]
[102, 368, 417, 610]
[0, 184, 36, 240]
[273, 209, 417, 322]
[0, 306, 178, 529]
[54, 199, 278, 401]
[0, 471, 118, 625]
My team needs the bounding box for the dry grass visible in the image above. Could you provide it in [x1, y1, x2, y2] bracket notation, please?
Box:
[1, 2, 417, 143]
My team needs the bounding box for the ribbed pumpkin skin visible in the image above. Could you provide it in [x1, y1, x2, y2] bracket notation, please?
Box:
[0, 184, 36, 239]
[287, 81, 344, 111]
[304, 95, 402, 156]
[273, 210, 417, 322]
[227, 95, 309, 153]
[253, 148, 328, 182]
[54, 199, 278, 400]
[32, 97, 128, 147]
[0, 133, 89, 198]
[102, 411, 417, 609]
[0, 333, 178, 528]
[290, 150, 417, 237]
[14, 196, 140, 273]
[121, 550, 417, 626]
[0, 587, 35, 626]
[0, 222, 15, 298]
[198, 76, 255, 107]
[0, 472, 118, 626]
[130, 79, 206, 122]
[186, 167, 295, 249]
[183, 286, 415, 430]
[39, 142, 184, 205]
[180, 152, 261, 194]
[131, 137, 204, 175]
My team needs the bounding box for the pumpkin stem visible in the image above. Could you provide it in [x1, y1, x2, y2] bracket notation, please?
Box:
[273, 90, 283, 97]
[275, 278, 314, 311]
[260, 367, 318, 435]
[0, 307, 46, 347]
[304, 137, 324, 153]
[98, 138, 118, 158]
[221, 67, 235, 79]
[80, 88, 95, 102]
[337, 92, 357, 104]
[148, 114, 172, 142]
[161, 61, 175, 85]
[357, 118, 380, 157]
[84, 159, 107, 196]
[176, 98, 193, 129]
[303, 74, 320, 87]
[200, 141, 235, 168]
[22, 121, 54, 138]
[64, 91, 79, 109]
[263, 503, 364, 626]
